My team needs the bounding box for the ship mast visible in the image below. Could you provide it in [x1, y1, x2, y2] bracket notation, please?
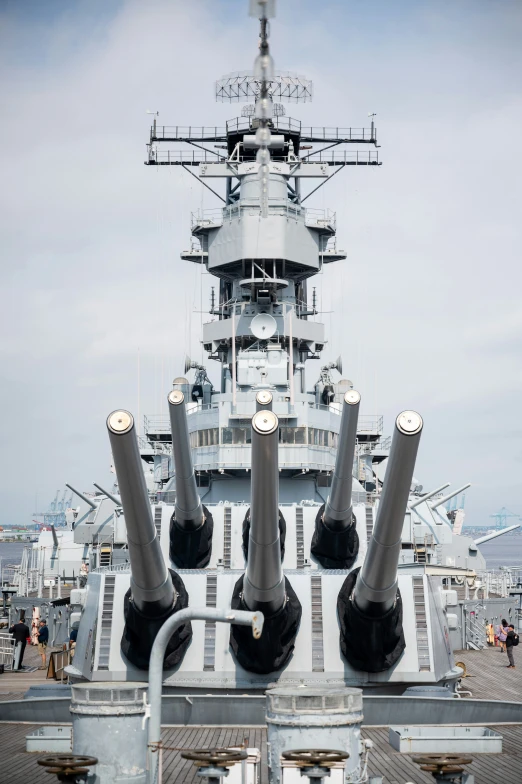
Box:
[144, 0, 380, 491]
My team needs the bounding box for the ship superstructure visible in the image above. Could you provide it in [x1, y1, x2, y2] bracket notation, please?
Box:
[65, 2, 490, 695]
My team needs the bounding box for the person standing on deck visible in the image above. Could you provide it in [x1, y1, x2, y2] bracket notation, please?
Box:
[498, 619, 508, 652]
[9, 616, 31, 670]
[37, 619, 49, 670]
[506, 624, 519, 669]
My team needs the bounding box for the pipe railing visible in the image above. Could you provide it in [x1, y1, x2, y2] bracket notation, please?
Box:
[147, 607, 263, 784]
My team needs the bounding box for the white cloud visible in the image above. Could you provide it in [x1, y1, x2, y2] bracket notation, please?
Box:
[0, 0, 521, 526]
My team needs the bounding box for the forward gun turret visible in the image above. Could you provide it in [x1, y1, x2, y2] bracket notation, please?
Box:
[230, 410, 301, 673]
[167, 390, 213, 568]
[311, 390, 361, 568]
[107, 410, 192, 670]
[337, 410, 423, 672]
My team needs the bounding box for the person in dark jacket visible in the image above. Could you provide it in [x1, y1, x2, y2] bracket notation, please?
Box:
[506, 624, 518, 668]
[37, 619, 49, 670]
[9, 617, 31, 670]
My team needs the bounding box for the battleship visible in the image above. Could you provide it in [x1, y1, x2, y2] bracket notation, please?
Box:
[2, 2, 522, 784]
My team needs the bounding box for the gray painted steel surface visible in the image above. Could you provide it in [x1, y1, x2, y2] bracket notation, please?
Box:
[4, 694, 522, 727]
[388, 725, 503, 754]
[71, 682, 148, 784]
[266, 687, 364, 784]
[25, 725, 72, 753]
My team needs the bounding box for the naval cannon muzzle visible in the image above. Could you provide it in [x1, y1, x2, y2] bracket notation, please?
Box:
[230, 410, 302, 673]
[311, 390, 361, 568]
[107, 410, 192, 669]
[337, 410, 423, 672]
[167, 390, 213, 568]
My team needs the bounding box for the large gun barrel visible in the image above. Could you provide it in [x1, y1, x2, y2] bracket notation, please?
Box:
[409, 482, 450, 510]
[311, 390, 361, 568]
[324, 390, 361, 528]
[255, 389, 273, 411]
[66, 483, 97, 510]
[243, 410, 285, 614]
[107, 410, 175, 614]
[354, 410, 423, 616]
[338, 410, 423, 672]
[430, 483, 471, 510]
[167, 390, 213, 569]
[230, 410, 302, 674]
[167, 390, 203, 530]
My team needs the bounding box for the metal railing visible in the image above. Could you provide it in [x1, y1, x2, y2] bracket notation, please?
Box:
[226, 116, 302, 135]
[148, 148, 380, 166]
[143, 415, 171, 433]
[149, 149, 227, 164]
[0, 633, 14, 670]
[305, 208, 336, 230]
[150, 121, 376, 143]
[305, 150, 380, 165]
[92, 562, 130, 575]
[301, 126, 376, 141]
[152, 126, 227, 140]
[463, 607, 487, 650]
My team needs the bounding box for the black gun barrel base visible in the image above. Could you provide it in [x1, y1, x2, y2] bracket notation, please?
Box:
[242, 508, 286, 561]
[230, 575, 302, 674]
[310, 504, 359, 569]
[121, 570, 192, 670]
[337, 567, 405, 672]
[169, 506, 214, 568]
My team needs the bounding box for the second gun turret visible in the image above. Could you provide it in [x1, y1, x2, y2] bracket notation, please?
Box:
[167, 390, 213, 568]
[311, 390, 361, 569]
[107, 410, 192, 670]
[230, 410, 302, 674]
[337, 410, 423, 672]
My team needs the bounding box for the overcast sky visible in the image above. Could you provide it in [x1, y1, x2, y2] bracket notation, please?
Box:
[1, 0, 521, 527]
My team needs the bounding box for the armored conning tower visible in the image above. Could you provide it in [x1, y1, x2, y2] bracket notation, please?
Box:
[68, 2, 462, 697]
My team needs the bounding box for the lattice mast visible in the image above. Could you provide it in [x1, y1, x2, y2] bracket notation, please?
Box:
[145, 0, 379, 402]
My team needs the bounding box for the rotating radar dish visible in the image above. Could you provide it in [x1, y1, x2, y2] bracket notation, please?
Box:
[250, 313, 277, 340]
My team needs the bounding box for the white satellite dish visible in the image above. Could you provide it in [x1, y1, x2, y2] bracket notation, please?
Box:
[250, 313, 277, 339]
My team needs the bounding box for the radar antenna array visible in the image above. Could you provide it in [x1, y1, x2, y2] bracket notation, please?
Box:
[216, 71, 313, 103]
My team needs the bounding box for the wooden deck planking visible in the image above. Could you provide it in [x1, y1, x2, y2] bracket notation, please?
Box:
[0, 638, 66, 695]
[2, 723, 522, 784]
[1, 644, 522, 782]
[454, 645, 522, 701]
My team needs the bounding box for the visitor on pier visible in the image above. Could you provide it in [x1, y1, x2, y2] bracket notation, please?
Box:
[37, 619, 49, 670]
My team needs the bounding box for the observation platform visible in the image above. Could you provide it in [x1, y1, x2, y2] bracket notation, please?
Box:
[145, 149, 381, 166]
[149, 119, 378, 145]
